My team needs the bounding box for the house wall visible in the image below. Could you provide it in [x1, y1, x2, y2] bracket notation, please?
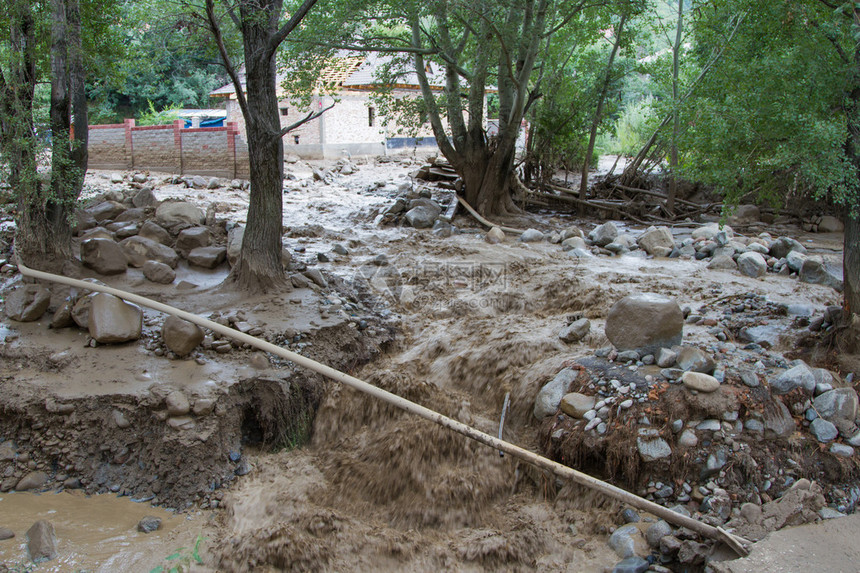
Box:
[88, 120, 250, 179]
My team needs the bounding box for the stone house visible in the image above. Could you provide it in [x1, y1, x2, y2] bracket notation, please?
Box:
[210, 54, 477, 159]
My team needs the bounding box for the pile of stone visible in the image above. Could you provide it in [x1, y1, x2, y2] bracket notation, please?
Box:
[379, 186, 457, 235]
[411, 157, 460, 190]
[533, 292, 859, 571]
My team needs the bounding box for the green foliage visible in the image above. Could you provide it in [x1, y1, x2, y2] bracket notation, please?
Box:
[598, 96, 656, 156]
[137, 100, 182, 126]
[149, 535, 206, 573]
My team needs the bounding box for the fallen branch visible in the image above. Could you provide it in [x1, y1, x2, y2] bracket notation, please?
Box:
[456, 196, 525, 235]
[15, 256, 751, 556]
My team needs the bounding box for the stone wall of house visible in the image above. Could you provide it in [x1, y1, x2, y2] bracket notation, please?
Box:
[88, 119, 250, 179]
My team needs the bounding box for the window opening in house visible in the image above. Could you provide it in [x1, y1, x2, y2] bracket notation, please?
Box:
[368, 106, 376, 127]
[293, 135, 300, 145]
[280, 107, 289, 116]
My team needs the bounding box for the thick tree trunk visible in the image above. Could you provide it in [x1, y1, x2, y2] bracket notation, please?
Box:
[845, 213, 860, 316]
[227, 2, 288, 293]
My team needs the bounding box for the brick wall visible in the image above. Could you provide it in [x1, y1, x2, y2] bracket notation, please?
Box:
[87, 119, 251, 179]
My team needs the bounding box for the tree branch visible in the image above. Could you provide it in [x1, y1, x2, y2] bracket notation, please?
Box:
[279, 101, 335, 136]
[205, 0, 249, 120]
[269, 0, 319, 53]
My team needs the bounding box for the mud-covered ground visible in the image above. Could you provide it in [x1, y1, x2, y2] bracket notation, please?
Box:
[0, 155, 853, 572]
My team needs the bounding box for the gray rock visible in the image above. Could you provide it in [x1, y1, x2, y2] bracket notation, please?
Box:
[80, 226, 113, 242]
[590, 221, 619, 247]
[559, 318, 590, 343]
[638, 226, 675, 256]
[771, 362, 817, 394]
[26, 520, 56, 563]
[675, 346, 715, 374]
[132, 187, 157, 208]
[608, 524, 640, 558]
[656, 348, 678, 368]
[138, 221, 172, 245]
[534, 368, 578, 419]
[697, 419, 722, 431]
[4, 285, 51, 322]
[692, 222, 732, 241]
[739, 370, 760, 388]
[739, 324, 783, 349]
[678, 429, 698, 447]
[817, 216, 844, 233]
[156, 201, 205, 226]
[175, 227, 211, 256]
[187, 246, 227, 269]
[120, 236, 180, 268]
[81, 238, 128, 275]
[769, 236, 807, 259]
[0, 527, 13, 540]
[74, 208, 98, 233]
[705, 449, 728, 475]
[226, 226, 245, 267]
[88, 293, 142, 343]
[681, 371, 720, 393]
[830, 444, 855, 457]
[707, 255, 737, 270]
[560, 393, 596, 419]
[617, 350, 640, 362]
[786, 250, 808, 272]
[645, 520, 673, 548]
[190, 175, 208, 188]
[726, 204, 760, 225]
[485, 227, 505, 244]
[605, 293, 683, 354]
[519, 228, 544, 242]
[405, 206, 439, 228]
[799, 258, 843, 291]
[611, 556, 649, 573]
[112, 409, 130, 429]
[89, 200, 126, 222]
[162, 316, 204, 357]
[737, 251, 767, 278]
[142, 260, 176, 284]
[165, 390, 190, 416]
[137, 516, 162, 533]
[813, 388, 859, 435]
[621, 509, 641, 523]
[16, 471, 48, 491]
[637, 429, 672, 462]
[810, 418, 838, 442]
[561, 236, 587, 251]
[745, 419, 765, 433]
[304, 268, 328, 288]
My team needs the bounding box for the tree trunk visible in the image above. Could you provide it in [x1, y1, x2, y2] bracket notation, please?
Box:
[845, 213, 860, 316]
[228, 17, 288, 292]
[667, 0, 684, 215]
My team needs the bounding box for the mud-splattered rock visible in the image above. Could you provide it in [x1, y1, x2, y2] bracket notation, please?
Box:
[675, 347, 716, 374]
[739, 324, 783, 349]
[611, 556, 650, 573]
[560, 393, 596, 419]
[763, 400, 796, 439]
[142, 260, 176, 284]
[192, 398, 216, 416]
[162, 316, 204, 357]
[304, 268, 328, 288]
[16, 471, 48, 491]
[534, 367, 578, 419]
[5, 285, 51, 322]
[590, 221, 618, 247]
[737, 251, 767, 278]
[0, 441, 15, 461]
[26, 520, 56, 563]
[656, 348, 677, 368]
[645, 520, 673, 548]
[813, 388, 859, 435]
[681, 371, 720, 393]
[605, 293, 683, 354]
[138, 221, 172, 246]
[89, 200, 126, 222]
[485, 227, 505, 244]
[80, 238, 128, 275]
[137, 516, 162, 534]
[559, 318, 590, 343]
[175, 227, 211, 256]
[707, 255, 737, 270]
[132, 187, 157, 208]
[120, 236, 180, 268]
[88, 293, 142, 343]
[771, 362, 817, 394]
[637, 226, 675, 256]
[156, 201, 205, 226]
[112, 409, 131, 429]
[608, 524, 641, 559]
[187, 246, 227, 269]
[678, 429, 698, 447]
[799, 258, 843, 291]
[0, 527, 13, 540]
[785, 250, 808, 272]
[165, 390, 191, 416]
[405, 205, 439, 228]
[637, 429, 672, 462]
[226, 226, 244, 266]
[519, 228, 544, 242]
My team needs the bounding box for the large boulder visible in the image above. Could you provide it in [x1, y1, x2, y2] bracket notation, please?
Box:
[768, 236, 806, 259]
[162, 316, 204, 357]
[605, 293, 683, 354]
[590, 221, 618, 247]
[187, 246, 227, 269]
[80, 238, 128, 275]
[120, 236, 180, 268]
[771, 362, 817, 394]
[737, 251, 767, 278]
[560, 393, 596, 418]
[88, 293, 142, 343]
[26, 520, 57, 563]
[156, 201, 205, 226]
[799, 258, 843, 291]
[132, 187, 158, 208]
[813, 388, 859, 435]
[534, 368, 578, 419]
[138, 221, 172, 246]
[404, 206, 439, 229]
[675, 346, 716, 374]
[175, 227, 211, 257]
[817, 216, 843, 233]
[763, 399, 796, 439]
[692, 223, 733, 241]
[637, 226, 675, 257]
[142, 260, 176, 284]
[5, 285, 51, 322]
[88, 200, 126, 222]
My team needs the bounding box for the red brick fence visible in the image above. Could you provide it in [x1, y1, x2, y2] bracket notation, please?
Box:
[88, 119, 250, 179]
